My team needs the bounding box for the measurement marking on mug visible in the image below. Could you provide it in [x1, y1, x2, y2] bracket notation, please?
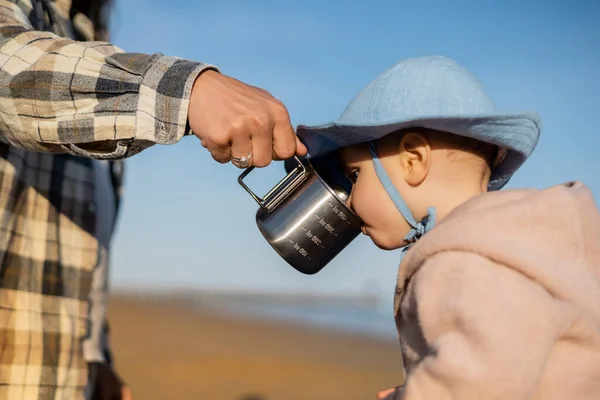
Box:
[318, 218, 336, 235]
[332, 205, 348, 222]
[305, 230, 325, 248]
[292, 242, 311, 259]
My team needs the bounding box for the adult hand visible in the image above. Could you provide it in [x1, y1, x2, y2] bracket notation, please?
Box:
[188, 70, 307, 168]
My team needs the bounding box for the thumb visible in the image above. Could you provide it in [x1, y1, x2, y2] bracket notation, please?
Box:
[295, 136, 307, 156]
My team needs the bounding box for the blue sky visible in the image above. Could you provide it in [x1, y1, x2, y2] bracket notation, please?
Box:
[108, 0, 599, 304]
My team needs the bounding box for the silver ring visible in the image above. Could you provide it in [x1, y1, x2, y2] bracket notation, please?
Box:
[231, 152, 253, 168]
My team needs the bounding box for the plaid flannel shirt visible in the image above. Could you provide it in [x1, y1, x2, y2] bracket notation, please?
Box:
[0, 0, 216, 398]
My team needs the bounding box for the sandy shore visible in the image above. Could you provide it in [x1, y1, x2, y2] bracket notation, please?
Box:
[107, 295, 405, 400]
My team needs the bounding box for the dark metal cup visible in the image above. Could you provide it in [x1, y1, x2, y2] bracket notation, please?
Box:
[238, 156, 362, 275]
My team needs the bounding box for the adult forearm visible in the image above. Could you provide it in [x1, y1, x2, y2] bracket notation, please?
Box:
[0, 0, 217, 159]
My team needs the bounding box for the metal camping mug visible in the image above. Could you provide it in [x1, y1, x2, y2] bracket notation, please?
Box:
[238, 156, 362, 275]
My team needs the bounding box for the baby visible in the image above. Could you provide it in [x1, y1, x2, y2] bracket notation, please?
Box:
[296, 56, 600, 399]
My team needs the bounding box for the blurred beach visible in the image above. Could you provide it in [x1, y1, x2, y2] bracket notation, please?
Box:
[107, 291, 404, 400]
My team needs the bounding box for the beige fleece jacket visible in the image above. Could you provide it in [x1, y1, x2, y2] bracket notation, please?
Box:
[390, 181, 600, 400]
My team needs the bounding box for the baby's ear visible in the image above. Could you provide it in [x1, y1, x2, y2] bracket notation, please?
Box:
[399, 132, 431, 186]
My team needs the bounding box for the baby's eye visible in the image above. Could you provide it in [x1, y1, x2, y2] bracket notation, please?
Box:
[347, 169, 359, 183]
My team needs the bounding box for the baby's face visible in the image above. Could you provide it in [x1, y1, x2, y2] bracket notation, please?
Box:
[337, 130, 494, 251]
[338, 143, 413, 250]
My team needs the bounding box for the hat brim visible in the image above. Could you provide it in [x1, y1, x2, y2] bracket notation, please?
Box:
[296, 113, 541, 191]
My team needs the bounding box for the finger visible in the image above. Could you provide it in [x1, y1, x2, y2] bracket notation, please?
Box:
[207, 142, 231, 164]
[272, 136, 307, 161]
[250, 118, 274, 168]
[295, 136, 308, 156]
[204, 133, 232, 163]
[230, 129, 254, 169]
[271, 102, 297, 161]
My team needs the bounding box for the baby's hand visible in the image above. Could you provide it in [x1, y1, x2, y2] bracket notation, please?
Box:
[376, 385, 403, 399]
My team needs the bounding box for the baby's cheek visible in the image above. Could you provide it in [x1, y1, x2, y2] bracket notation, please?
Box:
[352, 184, 383, 221]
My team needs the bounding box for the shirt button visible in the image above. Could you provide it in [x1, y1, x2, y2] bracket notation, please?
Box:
[87, 202, 97, 213]
[158, 123, 168, 141]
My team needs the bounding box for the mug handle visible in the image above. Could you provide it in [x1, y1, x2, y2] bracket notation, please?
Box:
[238, 156, 308, 211]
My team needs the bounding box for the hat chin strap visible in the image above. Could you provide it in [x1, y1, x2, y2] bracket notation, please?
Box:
[368, 142, 436, 248]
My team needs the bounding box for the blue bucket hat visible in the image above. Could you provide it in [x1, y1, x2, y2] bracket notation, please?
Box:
[294, 55, 542, 247]
[296, 55, 541, 191]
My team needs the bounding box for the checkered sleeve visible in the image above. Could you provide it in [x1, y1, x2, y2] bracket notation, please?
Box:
[0, 0, 218, 159]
